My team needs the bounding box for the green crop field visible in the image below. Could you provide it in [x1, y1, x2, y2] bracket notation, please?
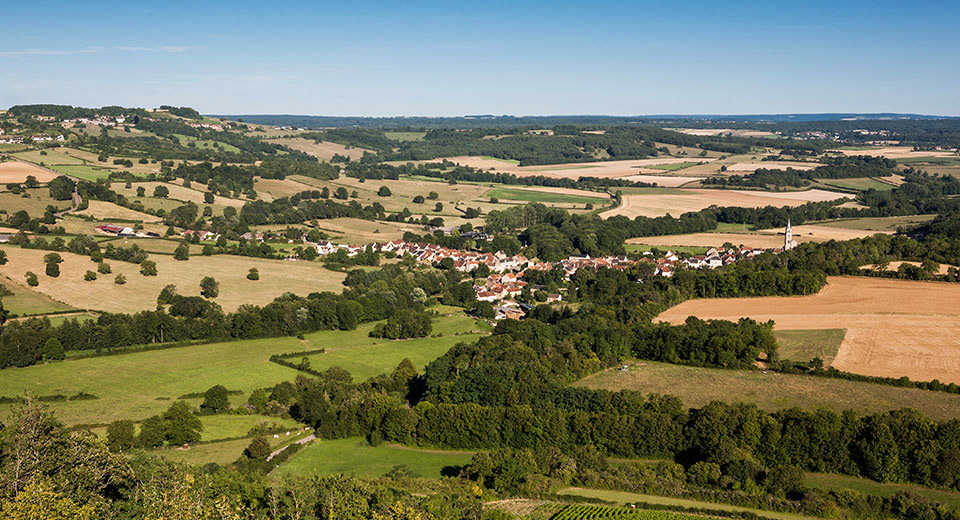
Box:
[897, 156, 960, 166]
[275, 437, 474, 478]
[817, 177, 895, 191]
[485, 187, 608, 205]
[575, 360, 960, 421]
[0, 312, 488, 426]
[774, 329, 845, 364]
[385, 131, 426, 141]
[647, 162, 700, 171]
[479, 156, 520, 165]
[48, 164, 117, 181]
[557, 488, 818, 520]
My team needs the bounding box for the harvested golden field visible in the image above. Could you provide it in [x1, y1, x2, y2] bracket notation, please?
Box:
[12, 147, 87, 166]
[829, 146, 959, 159]
[727, 161, 818, 171]
[267, 137, 372, 160]
[620, 174, 704, 187]
[0, 161, 58, 183]
[253, 177, 318, 200]
[671, 128, 777, 138]
[657, 277, 960, 384]
[113, 181, 247, 208]
[75, 200, 162, 222]
[602, 188, 849, 218]
[0, 246, 347, 313]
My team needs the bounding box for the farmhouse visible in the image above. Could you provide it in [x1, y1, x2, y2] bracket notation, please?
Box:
[182, 229, 217, 241]
[95, 224, 134, 236]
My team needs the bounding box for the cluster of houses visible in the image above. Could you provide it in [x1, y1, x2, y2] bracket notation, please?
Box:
[186, 121, 224, 131]
[63, 115, 128, 127]
[0, 134, 65, 144]
[93, 224, 159, 238]
[374, 240, 528, 273]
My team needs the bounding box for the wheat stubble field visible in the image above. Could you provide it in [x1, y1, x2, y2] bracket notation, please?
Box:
[656, 277, 960, 384]
[602, 188, 850, 218]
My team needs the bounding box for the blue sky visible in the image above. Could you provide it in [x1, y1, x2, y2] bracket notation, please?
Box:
[1, 0, 958, 116]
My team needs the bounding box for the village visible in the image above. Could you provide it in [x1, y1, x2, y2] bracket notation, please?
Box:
[88, 221, 796, 321]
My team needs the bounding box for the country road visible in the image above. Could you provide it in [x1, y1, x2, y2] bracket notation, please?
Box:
[266, 433, 316, 462]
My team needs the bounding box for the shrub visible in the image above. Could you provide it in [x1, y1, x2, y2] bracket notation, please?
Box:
[244, 436, 271, 460]
[247, 268, 260, 280]
[83, 270, 97, 281]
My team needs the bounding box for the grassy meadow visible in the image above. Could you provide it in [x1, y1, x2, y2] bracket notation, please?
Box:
[774, 328, 845, 364]
[300, 309, 491, 380]
[486, 186, 609, 205]
[817, 177, 895, 191]
[385, 131, 426, 141]
[276, 437, 474, 478]
[575, 360, 960, 421]
[805, 473, 960, 510]
[0, 276, 75, 316]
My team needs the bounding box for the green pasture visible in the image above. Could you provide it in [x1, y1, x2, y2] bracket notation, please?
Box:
[485, 187, 608, 205]
[276, 437, 474, 478]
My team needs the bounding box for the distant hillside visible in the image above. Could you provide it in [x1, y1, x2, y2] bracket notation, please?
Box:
[210, 113, 958, 129]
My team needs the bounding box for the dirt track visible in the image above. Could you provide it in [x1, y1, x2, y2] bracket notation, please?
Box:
[657, 277, 960, 384]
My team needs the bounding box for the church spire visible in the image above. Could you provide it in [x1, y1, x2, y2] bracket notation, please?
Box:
[784, 218, 794, 250]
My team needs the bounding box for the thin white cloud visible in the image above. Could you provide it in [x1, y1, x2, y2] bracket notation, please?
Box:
[0, 46, 188, 57]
